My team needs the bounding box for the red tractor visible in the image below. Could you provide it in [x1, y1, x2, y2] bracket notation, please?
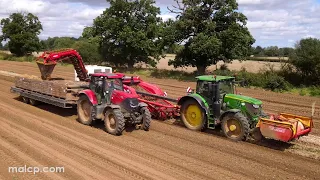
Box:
[77, 73, 151, 135]
[12, 48, 152, 136]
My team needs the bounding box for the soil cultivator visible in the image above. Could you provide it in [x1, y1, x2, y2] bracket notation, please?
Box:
[120, 75, 180, 120]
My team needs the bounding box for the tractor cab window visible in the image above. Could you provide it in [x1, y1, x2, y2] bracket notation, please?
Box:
[196, 80, 211, 98]
[106, 78, 123, 91]
[219, 81, 234, 95]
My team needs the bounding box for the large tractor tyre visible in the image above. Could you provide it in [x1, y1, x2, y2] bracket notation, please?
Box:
[140, 107, 151, 131]
[77, 95, 93, 125]
[221, 112, 250, 141]
[104, 109, 125, 136]
[21, 96, 30, 104]
[180, 99, 206, 131]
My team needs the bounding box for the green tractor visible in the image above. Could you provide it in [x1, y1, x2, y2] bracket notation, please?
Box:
[178, 75, 264, 141]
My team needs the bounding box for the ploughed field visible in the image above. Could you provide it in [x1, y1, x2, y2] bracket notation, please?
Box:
[0, 60, 319, 180]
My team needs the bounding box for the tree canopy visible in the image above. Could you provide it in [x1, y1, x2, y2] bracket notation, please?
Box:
[89, 0, 164, 68]
[164, 0, 255, 74]
[289, 38, 320, 84]
[0, 12, 42, 56]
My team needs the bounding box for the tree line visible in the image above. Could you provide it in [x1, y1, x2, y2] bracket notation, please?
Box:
[251, 46, 294, 57]
[0, 0, 320, 83]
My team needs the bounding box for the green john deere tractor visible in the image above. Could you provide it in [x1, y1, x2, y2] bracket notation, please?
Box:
[178, 75, 265, 141]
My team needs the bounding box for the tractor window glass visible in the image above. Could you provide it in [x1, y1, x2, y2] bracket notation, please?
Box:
[107, 79, 123, 91]
[196, 81, 209, 97]
[219, 81, 233, 95]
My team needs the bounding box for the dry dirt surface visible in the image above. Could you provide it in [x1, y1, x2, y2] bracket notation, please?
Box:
[0, 61, 320, 179]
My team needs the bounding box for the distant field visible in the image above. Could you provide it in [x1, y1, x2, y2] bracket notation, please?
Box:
[137, 54, 284, 73]
[1, 51, 285, 73]
[246, 56, 289, 62]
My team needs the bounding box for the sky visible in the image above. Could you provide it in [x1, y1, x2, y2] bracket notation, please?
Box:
[0, 0, 320, 47]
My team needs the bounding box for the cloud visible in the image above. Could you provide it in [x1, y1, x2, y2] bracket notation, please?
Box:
[0, 0, 320, 48]
[0, 0, 105, 40]
[237, 0, 320, 47]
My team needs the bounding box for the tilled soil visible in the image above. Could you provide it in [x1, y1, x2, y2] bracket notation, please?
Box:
[0, 61, 320, 179]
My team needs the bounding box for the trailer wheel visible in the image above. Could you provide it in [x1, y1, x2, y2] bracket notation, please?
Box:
[29, 99, 38, 106]
[140, 107, 151, 131]
[77, 95, 93, 125]
[21, 96, 30, 104]
[221, 112, 250, 141]
[104, 108, 125, 136]
[180, 98, 206, 131]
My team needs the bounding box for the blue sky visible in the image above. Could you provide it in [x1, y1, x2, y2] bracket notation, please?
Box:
[1, 0, 320, 48]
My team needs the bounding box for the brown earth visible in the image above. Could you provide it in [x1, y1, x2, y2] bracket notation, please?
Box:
[0, 60, 320, 179]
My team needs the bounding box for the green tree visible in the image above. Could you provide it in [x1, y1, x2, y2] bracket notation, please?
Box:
[165, 0, 255, 74]
[0, 12, 42, 56]
[72, 38, 102, 64]
[264, 46, 279, 57]
[253, 46, 264, 56]
[90, 0, 164, 68]
[53, 37, 77, 49]
[40, 37, 60, 50]
[0, 42, 3, 50]
[279, 47, 294, 57]
[289, 38, 320, 84]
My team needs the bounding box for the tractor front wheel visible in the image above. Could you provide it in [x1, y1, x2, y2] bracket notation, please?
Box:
[221, 112, 250, 141]
[140, 107, 151, 131]
[104, 109, 125, 136]
[180, 99, 206, 131]
[77, 95, 93, 125]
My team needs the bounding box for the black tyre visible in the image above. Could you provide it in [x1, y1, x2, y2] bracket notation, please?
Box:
[21, 96, 29, 104]
[140, 107, 151, 131]
[251, 127, 265, 143]
[221, 112, 250, 141]
[180, 99, 206, 131]
[104, 108, 125, 136]
[29, 99, 38, 106]
[77, 95, 93, 125]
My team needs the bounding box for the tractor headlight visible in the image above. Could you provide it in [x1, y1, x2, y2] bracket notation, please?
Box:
[252, 104, 260, 109]
[245, 103, 261, 116]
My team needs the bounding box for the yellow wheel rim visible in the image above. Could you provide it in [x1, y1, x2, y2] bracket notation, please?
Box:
[224, 119, 242, 138]
[184, 104, 202, 127]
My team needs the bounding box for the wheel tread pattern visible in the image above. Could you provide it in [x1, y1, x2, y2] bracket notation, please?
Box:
[141, 107, 151, 131]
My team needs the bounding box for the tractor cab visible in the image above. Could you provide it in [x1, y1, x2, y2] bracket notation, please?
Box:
[195, 75, 235, 103]
[89, 73, 125, 105]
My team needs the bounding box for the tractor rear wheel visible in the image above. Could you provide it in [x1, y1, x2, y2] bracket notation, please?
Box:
[21, 96, 29, 104]
[140, 107, 151, 131]
[104, 109, 125, 136]
[221, 112, 250, 141]
[180, 99, 206, 131]
[77, 95, 93, 125]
